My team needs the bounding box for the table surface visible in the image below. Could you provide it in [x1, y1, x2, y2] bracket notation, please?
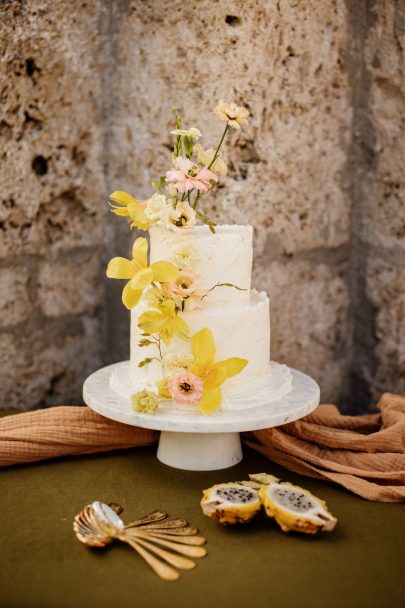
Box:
[0, 442, 404, 608]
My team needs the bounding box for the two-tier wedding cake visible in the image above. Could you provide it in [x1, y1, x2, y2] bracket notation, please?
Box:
[106, 101, 292, 416]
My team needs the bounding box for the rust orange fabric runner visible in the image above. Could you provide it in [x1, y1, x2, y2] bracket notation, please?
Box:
[246, 393, 405, 503]
[0, 393, 404, 502]
[0, 406, 158, 467]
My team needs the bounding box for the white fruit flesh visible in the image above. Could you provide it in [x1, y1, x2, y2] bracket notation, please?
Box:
[201, 483, 261, 524]
[261, 483, 337, 533]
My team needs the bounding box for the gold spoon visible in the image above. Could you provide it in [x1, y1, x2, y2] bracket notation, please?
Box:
[73, 502, 207, 581]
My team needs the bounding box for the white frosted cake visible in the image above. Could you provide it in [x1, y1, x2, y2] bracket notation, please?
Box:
[109, 224, 292, 412]
[106, 100, 292, 416]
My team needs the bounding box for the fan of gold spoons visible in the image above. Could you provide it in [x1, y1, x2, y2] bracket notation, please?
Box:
[73, 502, 207, 581]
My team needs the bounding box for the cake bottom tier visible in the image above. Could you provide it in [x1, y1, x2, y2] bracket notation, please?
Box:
[110, 360, 293, 412]
[130, 290, 271, 392]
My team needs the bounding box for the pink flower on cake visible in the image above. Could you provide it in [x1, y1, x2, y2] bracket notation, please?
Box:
[166, 156, 218, 193]
[168, 370, 204, 405]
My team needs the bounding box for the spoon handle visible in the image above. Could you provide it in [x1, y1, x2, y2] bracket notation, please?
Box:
[131, 536, 196, 571]
[126, 528, 206, 546]
[120, 535, 180, 581]
[128, 518, 189, 530]
[128, 530, 207, 558]
[125, 511, 168, 528]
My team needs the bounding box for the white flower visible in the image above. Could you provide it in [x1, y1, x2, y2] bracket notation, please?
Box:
[172, 241, 199, 269]
[166, 183, 178, 197]
[171, 127, 202, 140]
[144, 193, 167, 222]
[162, 352, 195, 371]
[162, 200, 196, 232]
[165, 269, 199, 300]
[160, 202, 181, 229]
[195, 144, 227, 176]
[215, 100, 249, 129]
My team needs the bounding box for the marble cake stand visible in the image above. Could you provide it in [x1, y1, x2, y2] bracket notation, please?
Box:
[83, 362, 320, 471]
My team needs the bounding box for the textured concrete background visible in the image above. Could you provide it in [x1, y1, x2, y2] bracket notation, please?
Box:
[0, 0, 404, 411]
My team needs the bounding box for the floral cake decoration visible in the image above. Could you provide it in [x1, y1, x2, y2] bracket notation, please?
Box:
[106, 101, 250, 415]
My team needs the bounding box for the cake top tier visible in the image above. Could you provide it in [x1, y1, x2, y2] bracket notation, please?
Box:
[149, 224, 253, 305]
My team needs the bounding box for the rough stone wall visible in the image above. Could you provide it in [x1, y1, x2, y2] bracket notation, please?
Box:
[0, 1, 106, 409]
[364, 0, 405, 402]
[0, 0, 404, 411]
[343, 0, 405, 409]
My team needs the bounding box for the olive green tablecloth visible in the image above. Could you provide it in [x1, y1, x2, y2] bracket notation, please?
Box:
[0, 444, 404, 608]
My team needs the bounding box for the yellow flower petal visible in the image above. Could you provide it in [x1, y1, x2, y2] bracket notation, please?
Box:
[130, 267, 153, 290]
[128, 204, 149, 231]
[138, 303, 188, 347]
[111, 207, 130, 217]
[138, 311, 165, 334]
[214, 358, 248, 381]
[199, 386, 222, 415]
[122, 281, 142, 309]
[160, 320, 176, 346]
[156, 378, 171, 399]
[110, 191, 139, 206]
[149, 261, 179, 283]
[202, 368, 224, 389]
[160, 299, 176, 315]
[106, 257, 135, 279]
[174, 316, 190, 341]
[192, 327, 216, 366]
[132, 237, 148, 268]
[130, 221, 149, 232]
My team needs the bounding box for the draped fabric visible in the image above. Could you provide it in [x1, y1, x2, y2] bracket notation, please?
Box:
[247, 393, 405, 502]
[1, 393, 404, 502]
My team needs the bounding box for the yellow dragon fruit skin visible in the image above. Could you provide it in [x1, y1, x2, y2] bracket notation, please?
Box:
[201, 483, 262, 525]
[258, 483, 337, 534]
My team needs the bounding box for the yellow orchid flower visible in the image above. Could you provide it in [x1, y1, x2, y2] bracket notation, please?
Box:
[138, 299, 189, 347]
[156, 377, 171, 399]
[109, 190, 150, 231]
[106, 237, 179, 310]
[189, 327, 248, 415]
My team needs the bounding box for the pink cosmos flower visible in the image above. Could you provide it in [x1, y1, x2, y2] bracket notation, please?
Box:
[166, 156, 218, 193]
[168, 370, 204, 404]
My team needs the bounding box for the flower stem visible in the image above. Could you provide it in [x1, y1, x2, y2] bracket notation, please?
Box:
[192, 191, 202, 209]
[201, 281, 246, 300]
[149, 335, 163, 360]
[156, 337, 162, 359]
[207, 123, 229, 170]
[192, 124, 229, 213]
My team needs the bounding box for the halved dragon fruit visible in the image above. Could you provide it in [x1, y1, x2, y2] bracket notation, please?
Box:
[200, 482, 262, 525]
[250, 473, 337, 534]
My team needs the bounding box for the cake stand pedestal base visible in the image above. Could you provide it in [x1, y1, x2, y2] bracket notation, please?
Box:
[157, 431, 242, 471]
[83, 362, 320, 472]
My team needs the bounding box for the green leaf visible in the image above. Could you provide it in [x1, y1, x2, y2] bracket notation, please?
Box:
[151, 181, 162, 193]
[138, 339, 154, 347]
[138, 358, 153, 368]
[173, 108, 182, 130]
[172, 108, 182, 158]
[196, 210, 216, 234]
[184, 136, 193, 158]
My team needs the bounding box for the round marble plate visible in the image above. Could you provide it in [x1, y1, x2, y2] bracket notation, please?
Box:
[83, 362, 320, 470]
